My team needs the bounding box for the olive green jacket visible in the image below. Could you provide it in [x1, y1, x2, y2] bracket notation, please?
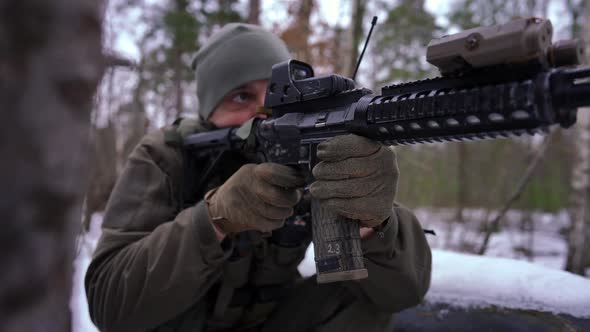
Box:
[85, 127, 432, 332]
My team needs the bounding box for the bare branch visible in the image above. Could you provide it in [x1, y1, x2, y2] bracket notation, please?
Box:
[477, 134, 552, 255]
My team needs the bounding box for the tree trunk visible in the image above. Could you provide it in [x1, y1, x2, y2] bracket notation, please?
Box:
[455, 143, 468, 224]
[565, 0, 590, 276]
[279, 0, 315, 64]
[446, 143, 467, 249]
[173, 47, 184, 121]
[248, 0, 260, 25]
[171, 0, 188, 122]
[295, 0, 314, 64]
[0, 1, 104, 331]
[332, 26, 345, 75]
[346, 0, 365, 78]
[82, 123, 118, 232]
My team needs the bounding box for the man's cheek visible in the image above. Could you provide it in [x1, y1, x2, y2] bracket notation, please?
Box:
[222, 112, 254, 127]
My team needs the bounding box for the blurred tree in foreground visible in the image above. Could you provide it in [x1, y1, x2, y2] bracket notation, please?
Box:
[0, 0, 104, 330]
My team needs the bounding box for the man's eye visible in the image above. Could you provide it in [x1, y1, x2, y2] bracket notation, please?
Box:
[232, 92, 251, 103]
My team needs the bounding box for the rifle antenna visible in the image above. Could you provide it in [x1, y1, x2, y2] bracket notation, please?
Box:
[352, 16, 378, 81]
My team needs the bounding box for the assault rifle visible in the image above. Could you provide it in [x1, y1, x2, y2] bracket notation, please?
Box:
[184, 17, 590, 283]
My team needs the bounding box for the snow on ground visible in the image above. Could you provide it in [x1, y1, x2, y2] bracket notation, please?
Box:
[299, 245, 590, 318]
[72, 209, 589, 331]
[413, 207, 570, 270]
[71, 214, 102, 332]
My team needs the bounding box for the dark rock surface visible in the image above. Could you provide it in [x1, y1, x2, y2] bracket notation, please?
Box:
[393, 301, 590, 332]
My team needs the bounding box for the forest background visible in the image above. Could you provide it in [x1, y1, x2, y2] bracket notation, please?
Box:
[89, 0, 590, 275]
[4, 1, 589, 331]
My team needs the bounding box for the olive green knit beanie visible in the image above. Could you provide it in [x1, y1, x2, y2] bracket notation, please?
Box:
[191, 23, 291, 121]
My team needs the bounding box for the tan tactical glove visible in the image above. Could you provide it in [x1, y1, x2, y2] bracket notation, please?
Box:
[205, 163, 305, 234]
[310, 134, 398, 228]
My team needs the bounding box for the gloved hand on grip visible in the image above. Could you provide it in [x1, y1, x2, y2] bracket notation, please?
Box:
[310, 134, 399, 228]
[205, 163, 305, 234]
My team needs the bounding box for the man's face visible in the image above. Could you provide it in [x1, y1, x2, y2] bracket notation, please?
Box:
[209, 79, 269, 128]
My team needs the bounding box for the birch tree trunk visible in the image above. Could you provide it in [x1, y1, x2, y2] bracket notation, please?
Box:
[0, 1, 104, 331]
[565, 0, 590, 276]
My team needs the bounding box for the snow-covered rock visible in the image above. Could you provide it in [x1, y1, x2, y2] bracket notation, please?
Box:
[428, 250, 590, 318]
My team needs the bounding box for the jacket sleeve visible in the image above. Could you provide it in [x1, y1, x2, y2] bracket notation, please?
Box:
[85, 129, 231, 332]
[347, 204, 432, 313]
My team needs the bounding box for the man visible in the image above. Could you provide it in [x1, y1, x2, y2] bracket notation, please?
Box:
[85, 23, 432, 332]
